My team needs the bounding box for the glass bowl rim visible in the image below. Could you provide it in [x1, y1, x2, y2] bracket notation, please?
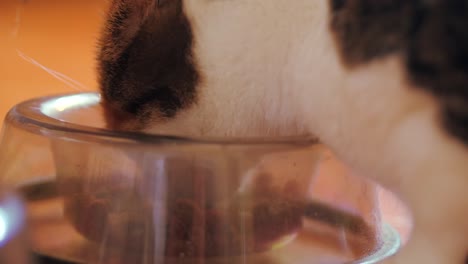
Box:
[5, 92, 318, 146]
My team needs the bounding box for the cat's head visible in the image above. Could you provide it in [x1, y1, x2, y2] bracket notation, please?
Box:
[97, 0, 468, 144]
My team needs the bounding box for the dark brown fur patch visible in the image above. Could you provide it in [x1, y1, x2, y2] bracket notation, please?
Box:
[329, 0, 412, 65]
[329, 0, 468, 145]
[97, 0, 199, 130]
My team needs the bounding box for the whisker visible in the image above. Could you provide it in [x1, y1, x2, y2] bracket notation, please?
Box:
[50, 70, 88, 90]
[11, 3, 24, 38]
[16, 50, 89, 91]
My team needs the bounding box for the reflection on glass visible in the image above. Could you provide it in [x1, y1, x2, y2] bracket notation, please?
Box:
[0, 189, 32, 264]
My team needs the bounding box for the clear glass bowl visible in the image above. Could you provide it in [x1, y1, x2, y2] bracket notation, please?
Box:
[0, 92, 402, 264]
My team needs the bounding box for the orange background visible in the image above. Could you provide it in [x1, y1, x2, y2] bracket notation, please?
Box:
[0, 0, 106, 126]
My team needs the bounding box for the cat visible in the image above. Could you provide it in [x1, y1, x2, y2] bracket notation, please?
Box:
[97, 0, 468, 263]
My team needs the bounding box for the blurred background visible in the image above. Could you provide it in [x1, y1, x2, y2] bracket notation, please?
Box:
[0, 0, 106, 126]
